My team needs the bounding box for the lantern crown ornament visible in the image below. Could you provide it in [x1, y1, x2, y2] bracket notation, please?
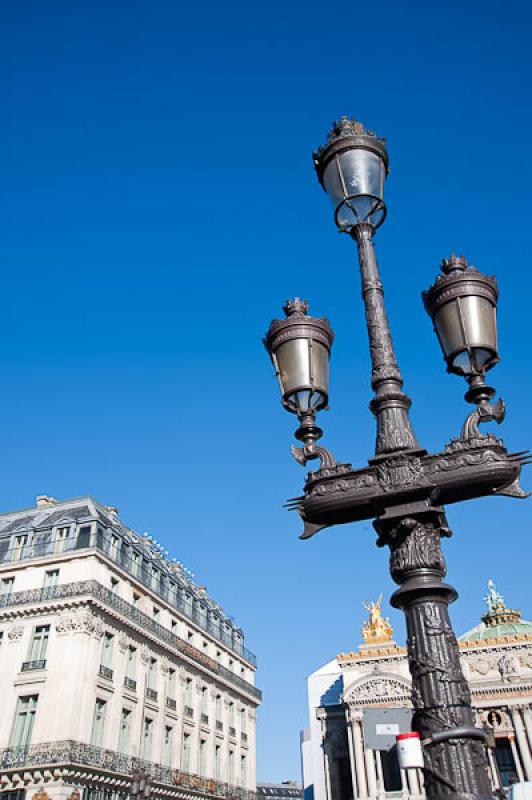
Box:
[313, 116, 389, 233]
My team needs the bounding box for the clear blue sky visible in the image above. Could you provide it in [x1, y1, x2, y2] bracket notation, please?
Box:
[2, 0, 532, 782]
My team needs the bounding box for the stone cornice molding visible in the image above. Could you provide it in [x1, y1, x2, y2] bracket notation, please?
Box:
[0, 582, 260, 705]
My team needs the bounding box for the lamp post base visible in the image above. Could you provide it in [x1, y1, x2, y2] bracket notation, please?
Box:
[375, 507, 492, 800]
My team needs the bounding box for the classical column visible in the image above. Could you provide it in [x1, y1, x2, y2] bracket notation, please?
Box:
[375, 750, 386, 799]
[509, 734, 525, 782]
[345, 712, 359, 800]
[353, 714, 368, 799]
[523, 705, 532, 756]
[365, 748, 378, 798]
[511, 706, 532, 780]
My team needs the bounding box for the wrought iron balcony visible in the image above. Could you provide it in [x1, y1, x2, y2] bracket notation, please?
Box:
[165, 697, 177, 710]
[124, 677, 137, 691]
[21, 660, 46, 672]
[0, 580, 261, 702]
[146, 688, 158, 702]
[184, 706, 194, 718]
[98, 665, 113, 680]
[0, 740, 259, 800]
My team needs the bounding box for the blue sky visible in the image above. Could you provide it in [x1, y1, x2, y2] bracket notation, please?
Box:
[2, 0, 532, 782]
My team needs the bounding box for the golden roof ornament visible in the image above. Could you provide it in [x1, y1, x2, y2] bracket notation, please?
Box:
[362, 594, 393, 644]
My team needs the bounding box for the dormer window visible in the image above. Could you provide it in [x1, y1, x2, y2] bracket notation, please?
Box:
[54, 526, 70, 555]
[12, 534, 28, 561]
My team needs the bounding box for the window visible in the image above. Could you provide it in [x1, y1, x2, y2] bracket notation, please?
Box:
[91, 699, 106, 747]
[43, 570, 59, 589]
[12, 535, 27, 561]
[228, 750, 234, 784]
[182, 733, 190, 772]
[126, 646, 136, 679]
[110, 577, 119, 592]
[118, 708, 131, 754]
[216, 695, 222, 720]
[201, 687, 208, 714]
[153, 607, 159, 621]
[152, 569, 159, 592]
[141, 717, 153, 760]
[131, 552, 140, 577]
[132, 593, 140, 606]
[54, 527, 70, 554]
[229, 702, 235, 726]
[215, 744, 221, 780]
[2, 577, 15, 595]
[28, 625, 49, 663]
[199, 739, 206, 776]
[163, 725, 173, 766]
[101, 633, 114, 668]
[240, 754, 247, 785]
[10, 695, 38, 747]
[241, 708, 247, 733]
[77, 525, 91, 548]
[167, 668, 176, 699]
[109, 535, 120, 562]
[147, 658, 157, 690]
[184, 677, 192, 706]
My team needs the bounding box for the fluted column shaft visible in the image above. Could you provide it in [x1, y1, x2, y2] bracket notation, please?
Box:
[511, 706, 532, 780]
[353, 715, 368, 799]
[345, 711, 358, 800]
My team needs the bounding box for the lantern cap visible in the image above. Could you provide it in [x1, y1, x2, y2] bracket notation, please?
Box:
[313, 116, 389, 186]
[422, 254, 499, 320]
[264, 299, 334, 356]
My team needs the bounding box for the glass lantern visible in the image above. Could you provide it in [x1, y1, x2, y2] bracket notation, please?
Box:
[313, 116, 389, 232]
[264, 298, 334, 417]
[423, 255, 500, 379]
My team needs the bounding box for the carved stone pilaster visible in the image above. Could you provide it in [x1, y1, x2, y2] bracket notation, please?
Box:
[376, 509, 492, 799]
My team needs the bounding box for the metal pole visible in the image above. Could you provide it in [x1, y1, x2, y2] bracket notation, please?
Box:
[352, 224, 492, 800]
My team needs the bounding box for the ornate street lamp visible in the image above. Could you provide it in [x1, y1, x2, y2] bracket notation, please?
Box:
[265, 116, 530, 800]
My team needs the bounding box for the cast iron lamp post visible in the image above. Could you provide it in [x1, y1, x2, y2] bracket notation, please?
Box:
[264, 116, 530, 800]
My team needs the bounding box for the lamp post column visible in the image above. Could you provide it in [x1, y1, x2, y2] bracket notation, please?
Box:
[353, 223, 419, 455]
[375, 509, 491, 799]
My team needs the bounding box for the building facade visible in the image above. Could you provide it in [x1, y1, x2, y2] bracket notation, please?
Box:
[0, 495, 261, 800]
[301, 585, 532, 800]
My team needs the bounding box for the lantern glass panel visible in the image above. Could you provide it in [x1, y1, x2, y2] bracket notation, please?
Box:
[323, 149, 385, 229]
[434, 295, 498, 376]
[274, 338, 329, 412]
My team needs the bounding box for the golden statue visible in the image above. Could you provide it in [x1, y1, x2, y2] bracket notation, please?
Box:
[362, 594, 393, 644]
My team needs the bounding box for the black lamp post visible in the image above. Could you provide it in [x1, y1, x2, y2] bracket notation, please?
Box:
[264, 116, 530, 800]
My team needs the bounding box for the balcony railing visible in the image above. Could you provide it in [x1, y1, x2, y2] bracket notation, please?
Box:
[146, 688, 158, 702]
[98, 665, 113, 680]
[0, 581, 261, 702]
[0, 740, 258, 800]
[124, 677, 137, 691]
[166, 697, 177, 711]
[21, 660, 46, 672]
[184, 706, 194, 719]
[0, 528, 257, 667]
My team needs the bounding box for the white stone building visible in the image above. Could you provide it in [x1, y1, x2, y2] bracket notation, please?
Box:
[0, 495, 261, 800]
[301, 585, 532, 800]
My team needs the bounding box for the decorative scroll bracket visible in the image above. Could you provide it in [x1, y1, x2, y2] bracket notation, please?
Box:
[291, 443, 337, 470]
[460, 398, 505, 440]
